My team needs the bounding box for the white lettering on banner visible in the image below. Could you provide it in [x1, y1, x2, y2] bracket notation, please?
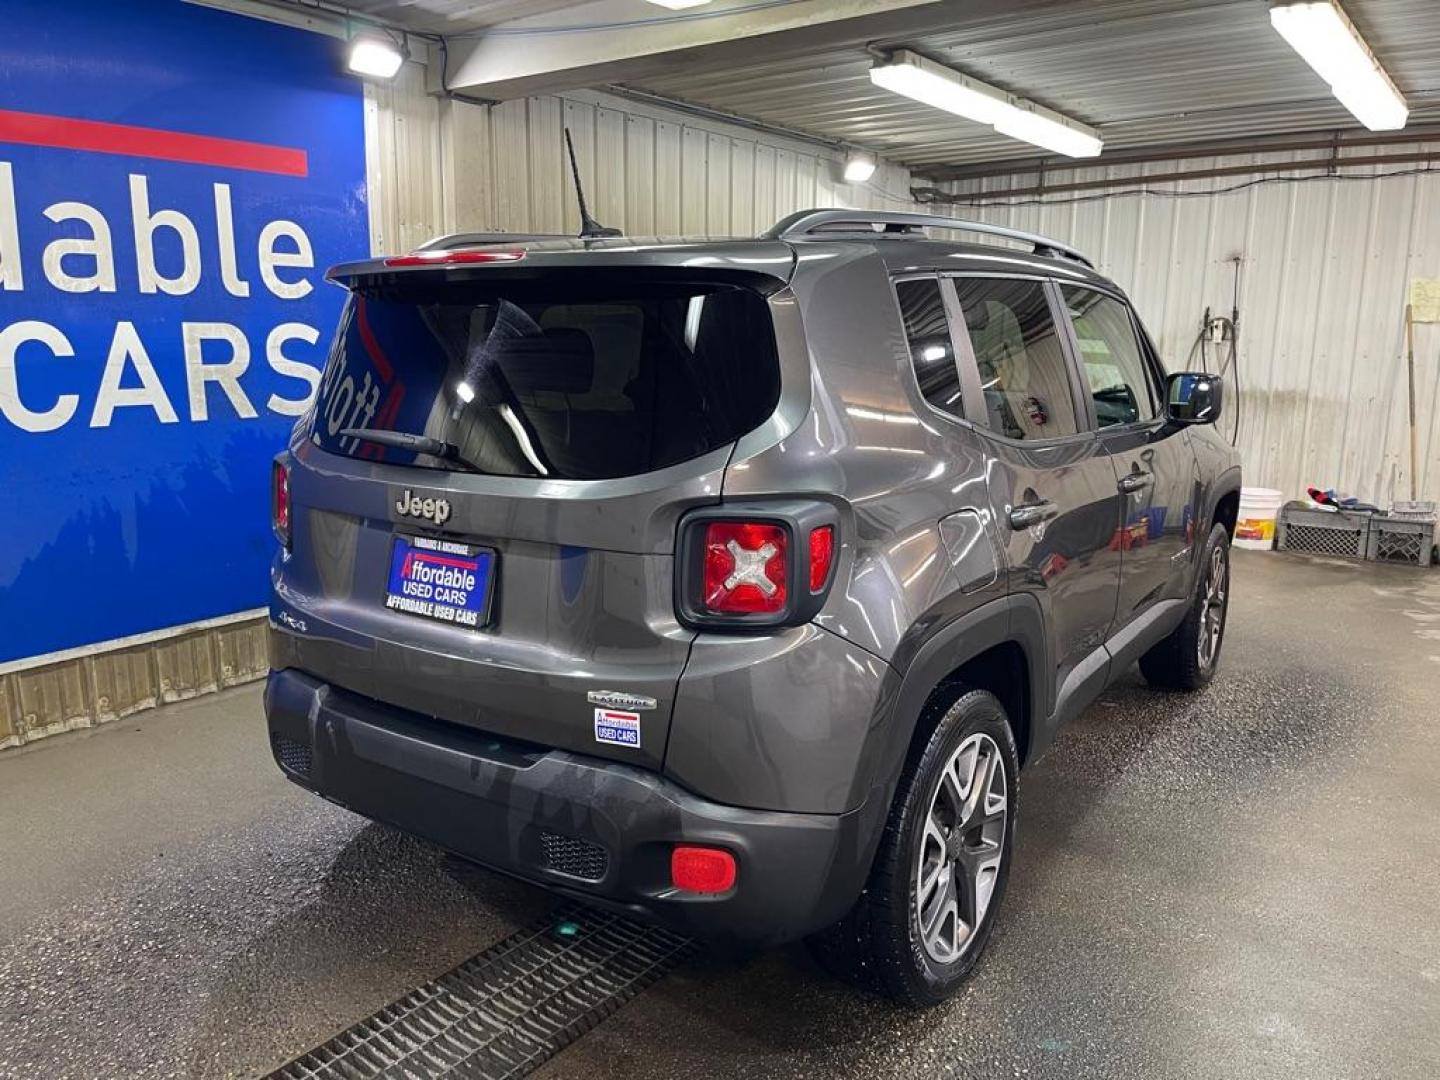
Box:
[0, 163, 22, 291]
[0, 321, 77, 432]
[0, 160, 331, 432]
[0, 318, 322, 431]
[42, 201, 117, 294]
[265, 322, 321, 416]
[183, 322, 257, 421]
[0, 163, 320, 297]
[91, 321, 178, 427]
[258, 220, 313, 300]
[213, 183, 250, 299]
[130, 174, 202, 296]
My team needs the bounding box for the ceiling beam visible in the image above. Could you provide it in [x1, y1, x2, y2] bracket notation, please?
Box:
[916, 148, 1440, 203]
[916, 124, 1440, 182]
[438, 0, 947, 100]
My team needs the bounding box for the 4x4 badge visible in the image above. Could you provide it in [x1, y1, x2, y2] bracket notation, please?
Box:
[587, 690, 657, 711]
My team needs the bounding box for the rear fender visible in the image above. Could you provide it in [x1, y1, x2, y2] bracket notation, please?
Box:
[857, 592, 1050, 843]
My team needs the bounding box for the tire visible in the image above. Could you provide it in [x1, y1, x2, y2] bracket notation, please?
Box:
[807, 688, 1019, 1006]
[1139, 521, 1231, 690]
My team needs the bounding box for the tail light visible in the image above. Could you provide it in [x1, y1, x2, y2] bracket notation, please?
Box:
[702, 522, 789, 614]
[272, 457, 291, 548]
[677, 503, 839, 629]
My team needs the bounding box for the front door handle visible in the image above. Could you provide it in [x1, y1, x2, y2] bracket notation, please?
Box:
[1118, 471, 1154, 494]
[1009, 500, 1059, 530]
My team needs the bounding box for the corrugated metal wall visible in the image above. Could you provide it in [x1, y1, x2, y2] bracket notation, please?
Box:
[937, 148, 1440, 506]
[364, 65, 916, 255]
[368, 68, 1439, 506]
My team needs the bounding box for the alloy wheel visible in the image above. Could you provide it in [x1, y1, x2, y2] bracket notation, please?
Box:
[913, 731, 1008, 965]
[1198, 542, 1228, 670]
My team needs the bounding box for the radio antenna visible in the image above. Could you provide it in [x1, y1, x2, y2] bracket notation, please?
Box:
[565, 128, 621, 239]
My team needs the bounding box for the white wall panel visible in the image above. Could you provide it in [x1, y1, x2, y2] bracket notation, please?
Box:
[944, 149, 1440, 506]
[367, 68, 915, 255]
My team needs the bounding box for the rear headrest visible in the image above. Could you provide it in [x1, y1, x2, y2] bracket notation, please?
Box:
[964, 301, 990, 332]
[496, 328, 595, 395]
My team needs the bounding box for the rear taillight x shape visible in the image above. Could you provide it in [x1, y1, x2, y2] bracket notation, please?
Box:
[678, 503, 838, 629]
[703, 522, 788, 614]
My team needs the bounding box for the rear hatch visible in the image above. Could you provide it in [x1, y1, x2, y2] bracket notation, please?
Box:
[276, 246, 793, 770]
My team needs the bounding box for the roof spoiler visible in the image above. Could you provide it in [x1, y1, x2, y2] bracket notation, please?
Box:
[764, 209, 1094, 268]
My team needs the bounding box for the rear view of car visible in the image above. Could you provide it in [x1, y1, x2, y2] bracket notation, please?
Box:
[265, 238, 875, 948]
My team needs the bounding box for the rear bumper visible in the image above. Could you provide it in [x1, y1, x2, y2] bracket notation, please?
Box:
[264, 668, 875, 945]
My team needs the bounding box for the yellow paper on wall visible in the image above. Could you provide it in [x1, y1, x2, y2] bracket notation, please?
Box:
[1410, 278, 1440, 323]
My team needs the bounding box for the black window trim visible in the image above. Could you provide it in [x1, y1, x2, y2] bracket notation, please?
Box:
[1054, 280, 1166, 435]
[939, 271, 1098, 449]
[889, 271, 972, 429]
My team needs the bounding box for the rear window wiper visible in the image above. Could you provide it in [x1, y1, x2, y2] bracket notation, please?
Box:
[339, 428, 482, 472]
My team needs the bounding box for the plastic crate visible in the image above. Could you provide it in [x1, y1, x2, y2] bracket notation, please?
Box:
[1277, 506, 1371, 559]
[1388, 500, 1437, 522]
[1366, 515, 1437, 566]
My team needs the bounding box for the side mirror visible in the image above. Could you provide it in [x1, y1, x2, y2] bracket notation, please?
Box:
[1166, 372, 1223, 425]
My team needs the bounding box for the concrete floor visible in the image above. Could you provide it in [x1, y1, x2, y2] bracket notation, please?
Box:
[2, 550, 1438, 1080]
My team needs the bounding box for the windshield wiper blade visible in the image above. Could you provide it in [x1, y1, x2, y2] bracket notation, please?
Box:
[339, 428, 480, 471]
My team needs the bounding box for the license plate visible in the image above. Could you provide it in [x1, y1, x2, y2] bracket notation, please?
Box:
[384, 535, 495, 629]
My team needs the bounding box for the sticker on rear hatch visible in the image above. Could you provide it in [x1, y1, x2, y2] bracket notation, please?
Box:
[385, 534, 495, 628]
[594, 708, 641, 748]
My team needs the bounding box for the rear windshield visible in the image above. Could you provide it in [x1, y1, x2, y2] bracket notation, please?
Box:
[310, 277, 780, 480]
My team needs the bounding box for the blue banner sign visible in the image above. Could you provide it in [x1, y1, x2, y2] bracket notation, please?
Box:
[0, 0, 368, 663]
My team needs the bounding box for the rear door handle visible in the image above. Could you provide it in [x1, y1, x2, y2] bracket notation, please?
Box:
[1118, 471, 1153, 494]
[1008, 500, 1059, 530]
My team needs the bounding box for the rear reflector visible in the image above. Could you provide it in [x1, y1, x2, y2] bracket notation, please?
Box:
[383, 249, 526, 267]
[670, 846, 737, 894]
[701, 521, 788, 614]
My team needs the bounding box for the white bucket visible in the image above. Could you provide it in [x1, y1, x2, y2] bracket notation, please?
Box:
[1234, 487, 1283, 550]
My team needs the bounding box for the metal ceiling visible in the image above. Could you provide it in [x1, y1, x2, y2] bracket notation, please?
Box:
[322, 0, 1440, 175]
[336, 0, 579, 34]
[627, 0, 1440, 175]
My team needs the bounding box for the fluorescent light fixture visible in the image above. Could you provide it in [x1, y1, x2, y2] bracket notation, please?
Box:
[1270, 1, 1408, 130]
[646, 0, 712, 8]
[870, 52, 1009, 126]
[347, 35, 405, 79]
[870, 50, 1102, 158]
[843, 152, 877, 184]
[995, 104, 1103, 159]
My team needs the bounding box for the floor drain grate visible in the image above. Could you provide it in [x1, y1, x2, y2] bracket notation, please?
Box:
[264, 904, 692, 1080]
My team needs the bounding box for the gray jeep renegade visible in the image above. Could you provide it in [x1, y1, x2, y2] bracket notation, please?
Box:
[265, 209, 1241, 1005]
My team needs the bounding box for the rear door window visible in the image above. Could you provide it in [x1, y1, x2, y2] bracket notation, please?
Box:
[951, 278, 1079, 440]
[1061, 286, 1157, 428]
[895, 277, 964, 419]
[311, 279, 780, 480]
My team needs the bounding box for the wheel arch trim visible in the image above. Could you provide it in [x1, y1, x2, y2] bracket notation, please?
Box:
[869, 593, 1049, 807]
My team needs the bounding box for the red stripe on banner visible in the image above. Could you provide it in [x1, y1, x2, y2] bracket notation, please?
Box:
[0, 108, 308, 177]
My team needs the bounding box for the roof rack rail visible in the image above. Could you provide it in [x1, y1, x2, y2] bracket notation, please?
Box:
[415, 232, 573, 252]
[764, 209, 1093, 268]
